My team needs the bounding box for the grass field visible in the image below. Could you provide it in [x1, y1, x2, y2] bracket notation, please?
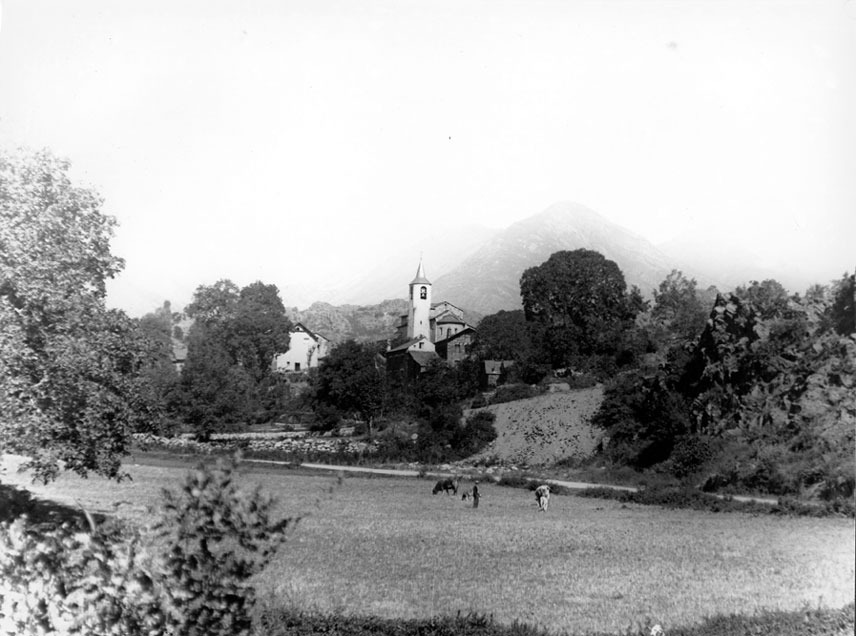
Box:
[2, 454, 854, 635]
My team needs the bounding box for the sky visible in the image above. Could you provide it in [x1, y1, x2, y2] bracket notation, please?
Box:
[1, 0, 854, 316]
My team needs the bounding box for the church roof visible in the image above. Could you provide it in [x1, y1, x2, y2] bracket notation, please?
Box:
[387, 335, 430, 353]
[435, 313, 466, 325]
[410, 259, 431, 285]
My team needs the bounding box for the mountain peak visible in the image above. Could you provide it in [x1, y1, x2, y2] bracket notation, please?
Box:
[431, 202, 676, 315]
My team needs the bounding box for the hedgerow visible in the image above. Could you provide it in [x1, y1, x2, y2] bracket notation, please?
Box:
[254, 604, 855, 636]
[574, 485, 855, 518]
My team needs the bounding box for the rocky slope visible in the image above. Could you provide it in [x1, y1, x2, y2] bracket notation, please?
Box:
[286, 299, 409, 344]
[466, 385, 605, 467]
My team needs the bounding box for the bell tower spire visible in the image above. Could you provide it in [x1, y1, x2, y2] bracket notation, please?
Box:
[407, 258, 432, 341]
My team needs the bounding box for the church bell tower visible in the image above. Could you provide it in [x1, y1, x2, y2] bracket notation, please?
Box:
[407, 259, 432, 342]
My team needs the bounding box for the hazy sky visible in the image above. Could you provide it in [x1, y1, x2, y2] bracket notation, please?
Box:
[1, 1, 854, 316]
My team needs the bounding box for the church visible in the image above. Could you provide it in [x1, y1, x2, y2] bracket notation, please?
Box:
[385, 260, 476, 381]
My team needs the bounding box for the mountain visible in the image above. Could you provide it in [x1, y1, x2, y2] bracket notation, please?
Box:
[286, 299, 409, 344]
[430, 202, 680, 316]
[287, 299, 484, 345]
[326, 225, 500, 305]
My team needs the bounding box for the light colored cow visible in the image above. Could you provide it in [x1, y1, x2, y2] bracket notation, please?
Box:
[534, 484, 551, 512]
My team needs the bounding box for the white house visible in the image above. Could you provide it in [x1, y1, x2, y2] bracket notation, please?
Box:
[273, 322, 330, 372]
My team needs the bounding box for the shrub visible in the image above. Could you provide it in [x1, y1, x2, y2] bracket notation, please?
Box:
[668, 435, 717, 479]
[455, 411, 498, 457]
[496, 473, 534, 489]
[574, 485, 855, 518]
[0, 515, 167, 635]
[0, 455, 297, 636]
[470, 394, 488, 409]
[564, 373, 598, 389]
[491, 384, 539, 405]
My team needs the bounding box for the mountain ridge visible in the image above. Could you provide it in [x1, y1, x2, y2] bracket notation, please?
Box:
[431, 202, 683, 315]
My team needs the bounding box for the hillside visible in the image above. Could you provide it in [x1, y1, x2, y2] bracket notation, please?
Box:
[465, 385, 605, 467]
[286, 299, 409, 344]
[288, 298, 484, 344]
[431, 202, 684, 315]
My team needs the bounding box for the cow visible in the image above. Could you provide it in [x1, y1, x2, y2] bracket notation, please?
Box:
[432, 477, 458, 495]
[534, 484, 551, 511]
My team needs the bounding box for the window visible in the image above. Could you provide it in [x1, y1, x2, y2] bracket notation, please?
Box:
[294, 362, 301, 371]
[420, 286, 427, 299]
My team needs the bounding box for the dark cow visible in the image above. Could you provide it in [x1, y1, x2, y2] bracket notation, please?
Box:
[432, 478, 458, 495]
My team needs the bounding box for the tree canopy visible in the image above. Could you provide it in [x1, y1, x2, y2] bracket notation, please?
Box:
[179, 280, 291, 437]
[652, 269, 709, 343]
[519, 249, 641, 369]
[472, 309, 532, 362]
[0, 149, 159, 481]
[312, 340, 386, 435]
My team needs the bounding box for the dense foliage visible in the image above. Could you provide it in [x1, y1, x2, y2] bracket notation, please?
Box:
[0, 149, 162, 481]
[311, 340, 387, 434]
[309, 341, 492, 462]
[179, 280, 292, 438]
[519, 249, 645, 375]
[595, 275, 856, 500]
[0, 457, 295, 636]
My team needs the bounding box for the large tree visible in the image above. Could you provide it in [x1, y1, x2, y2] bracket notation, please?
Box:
[312, 340, 386, 436]
[519, 249, 641, 369]
[0, 149, 159, 481]
[652, 269, 709, 344]
[137, 301, 181, 433]
[179, 280, 291, 436]
[472, 309, 533, 362]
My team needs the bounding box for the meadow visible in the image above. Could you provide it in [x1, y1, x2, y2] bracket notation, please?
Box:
[1, 454, 854, 635]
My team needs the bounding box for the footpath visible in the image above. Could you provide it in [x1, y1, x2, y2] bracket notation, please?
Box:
[245, 458, 780, 506]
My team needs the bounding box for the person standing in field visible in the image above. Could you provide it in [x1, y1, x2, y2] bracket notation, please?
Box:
[472, 481, 480, 508]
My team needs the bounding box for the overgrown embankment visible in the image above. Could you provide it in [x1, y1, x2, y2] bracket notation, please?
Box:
[465, 385, 603, 467]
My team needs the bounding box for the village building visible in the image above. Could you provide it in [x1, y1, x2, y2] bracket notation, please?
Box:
[272, 322, 330, 372]
[386, 260, 477, 382]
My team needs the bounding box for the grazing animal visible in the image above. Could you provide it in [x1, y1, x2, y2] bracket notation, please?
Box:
[432, 478, 458, 495]
[461, 490, 471, 501]
[534, 484, 551, 511]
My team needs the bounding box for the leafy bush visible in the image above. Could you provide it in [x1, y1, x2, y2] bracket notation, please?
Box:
[454, 411, 498, 457]
[563, 373, 599, 389]
[470, 394, 488, 409]
[0, 455, 297, 636]
[667, 435, 717, 479]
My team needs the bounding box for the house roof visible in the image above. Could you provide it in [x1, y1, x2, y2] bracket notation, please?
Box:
[387, 335, 430, 353]
[410, 259, 431, 285]
[292, 322, 319, 341]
